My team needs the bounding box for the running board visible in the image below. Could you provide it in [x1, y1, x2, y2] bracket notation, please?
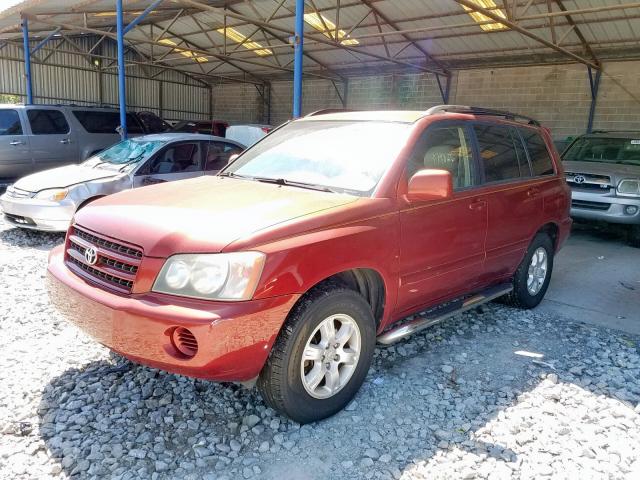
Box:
[377, 283, 513, 345]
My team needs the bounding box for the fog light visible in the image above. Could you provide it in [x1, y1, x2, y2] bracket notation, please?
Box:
[625, 205, 639, 215]
[171, 327, 198, 358]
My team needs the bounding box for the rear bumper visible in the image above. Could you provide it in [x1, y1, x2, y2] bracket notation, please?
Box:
[0, 193, 74, 231]
[47, 246, 299, 381]
[570, 191, 640, 225]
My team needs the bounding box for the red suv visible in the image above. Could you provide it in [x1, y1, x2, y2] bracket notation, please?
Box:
[47, 106, 571, 423]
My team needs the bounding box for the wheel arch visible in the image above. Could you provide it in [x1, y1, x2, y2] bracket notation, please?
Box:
[537, 222, 560, 250]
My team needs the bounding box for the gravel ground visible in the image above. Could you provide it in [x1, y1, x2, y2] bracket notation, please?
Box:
[1, 217, 640, 480]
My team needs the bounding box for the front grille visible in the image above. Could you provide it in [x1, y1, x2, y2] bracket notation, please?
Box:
[572, 200, 611, 211]
[5, 186, 33, 199]
[565, 172, 612, 192]
[65, 225, 143, 293]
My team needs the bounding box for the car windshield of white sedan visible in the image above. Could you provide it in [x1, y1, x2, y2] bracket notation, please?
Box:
[84, 139, 166, 170]
[563, 137, 640, 166]
[223, 120, 412, 195]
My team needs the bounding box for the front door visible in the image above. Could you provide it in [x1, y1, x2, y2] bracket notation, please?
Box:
[203, 141, 244, 175]
[397, 123, 488, 316]
[134, 141, 204, 187]
[0, 108, 31, 181]
[26, 108, 78, 172]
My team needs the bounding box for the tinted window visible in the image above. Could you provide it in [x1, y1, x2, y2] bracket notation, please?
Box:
[408, 126, 475, 189]
[204, 142, 243, 171]
[126, 114, 144, 134]
[520, 129, 555, 176]
[474, 124, 525, 182]
[146, 143, 201, 174]
[27, 109, 69, 134]
[562, 136, 640, 166]
[137, 111, 170, 133]
[73, 110, 120, 134]
[0, 109, 22, 135]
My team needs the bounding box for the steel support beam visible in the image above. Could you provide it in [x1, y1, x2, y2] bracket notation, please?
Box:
[293, 0, 304, 118]
[31, 27, 61, 54]
[453, 0, 599, 69]
[436, 74, 452, 104]
[586, 66, 602, 133]
[123, 0, 164, 35]
[21, 17, 33, 104]
[116, 0, 127, 139]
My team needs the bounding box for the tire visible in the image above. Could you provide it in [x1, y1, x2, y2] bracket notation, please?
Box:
[629, 225, 640, 248]
[257, 284, 376, 424]
[503, 233, 554, 309]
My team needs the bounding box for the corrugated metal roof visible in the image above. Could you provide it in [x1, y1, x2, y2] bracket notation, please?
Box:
[1, 0, 640, 82]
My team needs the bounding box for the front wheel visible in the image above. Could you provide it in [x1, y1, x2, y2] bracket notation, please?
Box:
[257, 285, 376, 423]
[503, 233, 554, 309]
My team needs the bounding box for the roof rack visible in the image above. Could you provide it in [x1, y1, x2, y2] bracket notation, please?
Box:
[424, 105, 540, 126]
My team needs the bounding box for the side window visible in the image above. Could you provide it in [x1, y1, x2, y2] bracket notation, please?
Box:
[27, 109, 69, 135]
[73, 110, 120, 134]
[520, 129, 555, 176]
[512, 128, 532, 177]
[147, 143, 201, 174]
[0, 109, 22, 135]
[408, 126, 475, 189]
[474, 124, 524, 183]
[204, 142, 243, 171]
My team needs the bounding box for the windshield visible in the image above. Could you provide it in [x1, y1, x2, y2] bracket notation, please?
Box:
[563, 136, 640, 166]
[222, 120, 412, 195]
[83, 139, 166, 170]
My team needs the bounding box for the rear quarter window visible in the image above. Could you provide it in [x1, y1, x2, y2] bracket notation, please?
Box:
[520, 128, 555, 176]
[73, 110, 120, 134]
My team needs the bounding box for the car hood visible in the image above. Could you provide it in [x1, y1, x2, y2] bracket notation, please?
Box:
[14, 165, 120, 192]
[74, 176, 359, 257]
[563, 160, 640, 182]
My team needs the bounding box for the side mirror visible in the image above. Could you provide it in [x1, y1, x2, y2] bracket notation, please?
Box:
[407, 169, 453, 202]
[228, 153, 240, 163]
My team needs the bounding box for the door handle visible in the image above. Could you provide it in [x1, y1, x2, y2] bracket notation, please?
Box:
[527, 187, 540, 197]
[60, 139, 71, 144]
[468, 199, 487, 211]
[9, 141, 24, 146]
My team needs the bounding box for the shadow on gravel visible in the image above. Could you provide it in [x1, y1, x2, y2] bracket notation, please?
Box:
[37, 305, 640, 479]
[0, 226, 64, 250]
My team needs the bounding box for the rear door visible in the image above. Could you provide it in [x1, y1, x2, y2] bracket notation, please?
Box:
[26, 108, 78, 171]
[474, 123, 544, 283]
[397, 122, 488, 315]
[203, 141, 244, 175]
[133, 141, 204, 187]
[0, 108, 31, 181]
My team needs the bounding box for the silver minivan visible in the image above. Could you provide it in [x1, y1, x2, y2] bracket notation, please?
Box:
[0, 105, 169, 187]
[0, 133, 245, 231]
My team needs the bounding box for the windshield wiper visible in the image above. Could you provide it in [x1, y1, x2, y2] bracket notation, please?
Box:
[252, 176, 336, 193]
[117, 154, 146, 171]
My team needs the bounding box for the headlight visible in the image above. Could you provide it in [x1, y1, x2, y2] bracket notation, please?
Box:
[153, 252, 266, 301]
[34, 188, 68, 201]
[617, 179, 640, 197]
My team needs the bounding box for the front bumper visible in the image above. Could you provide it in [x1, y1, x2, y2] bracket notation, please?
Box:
[0, 192, 74, 231]
[570, 191, 640, 225]
[47, 246, 299, 381]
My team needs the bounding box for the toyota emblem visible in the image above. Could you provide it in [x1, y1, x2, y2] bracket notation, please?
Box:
[84, 247, 98, 265]
[574, 175, 586, 184]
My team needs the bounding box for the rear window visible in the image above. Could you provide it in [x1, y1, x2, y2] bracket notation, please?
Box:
[520, 129, 555, 176]
[0, 109, 22, 135]
[474, 124, 527, 182]
[73, 110, 120, 134]
[27, 109, 69, 135]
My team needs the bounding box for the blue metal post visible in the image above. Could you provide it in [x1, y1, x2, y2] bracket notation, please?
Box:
[586, 67, 602, 134]
[22, 17, 33, 105]
[124, 0, 164, 34]
[292, 0, 304, 118]
[116, 0, 127, 139]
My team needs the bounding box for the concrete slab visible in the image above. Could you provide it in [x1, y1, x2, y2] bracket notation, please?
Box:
[539, 223, 640, 335]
